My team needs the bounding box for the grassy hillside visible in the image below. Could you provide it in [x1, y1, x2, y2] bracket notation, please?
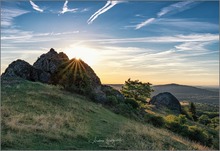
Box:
[1, 78, 210, 150]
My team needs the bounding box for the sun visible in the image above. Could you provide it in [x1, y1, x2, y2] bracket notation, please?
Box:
[63, 45, 99, 65]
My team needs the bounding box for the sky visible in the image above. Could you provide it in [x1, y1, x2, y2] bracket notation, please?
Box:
[1, 0, 219, 86]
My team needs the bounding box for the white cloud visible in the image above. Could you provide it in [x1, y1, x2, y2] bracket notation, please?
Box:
[155, 18, 218, 31]
[86, 42, 218, 80]
[135, 0, 198, 29]
[1, 8, 29, 27]
[157, 1, 195, 17]
[59, 0, 78, 14]
[87, 0, 123, 24]
[1, 30, 80, 43]
[90, 33, 219, 44]
[29, 1, 44, 12]
[135, 18, 155, 29]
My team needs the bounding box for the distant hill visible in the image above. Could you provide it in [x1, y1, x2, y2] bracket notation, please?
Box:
[152, 84, 219, 105]
[107, 84, 123, 91]
[108, 83, 219, 105]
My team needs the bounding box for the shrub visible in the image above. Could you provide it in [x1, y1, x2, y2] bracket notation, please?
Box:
[181, 107, 193, 120]
[188, 126, 211, 145]
[144, 114, 165, 127]
[198, 115, 211, 125]
[125, 98, 139, 109]
[178, 124, 189, 137]
[164, 115, 186, 133]
[178, 114, 187, 125]
[106, 95, 118, 106]
[165, 115, 179, 123]
[113, 103, 133, 115]
[164, 115, 216, 148]
[209, 117, 219, 128]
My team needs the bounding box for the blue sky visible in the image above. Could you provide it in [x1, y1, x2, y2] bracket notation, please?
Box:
[1, 0, 219, 86]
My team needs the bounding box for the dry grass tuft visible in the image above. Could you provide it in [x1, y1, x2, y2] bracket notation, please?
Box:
[4, 112, 88, 139]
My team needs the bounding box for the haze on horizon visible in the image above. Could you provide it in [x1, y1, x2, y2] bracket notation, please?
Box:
[1, 0, 219, 87]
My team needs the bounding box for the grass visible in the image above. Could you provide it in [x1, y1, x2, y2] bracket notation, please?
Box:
[1, 77, 211, 150]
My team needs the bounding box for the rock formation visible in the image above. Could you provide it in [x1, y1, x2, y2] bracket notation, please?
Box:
[33, 48, 69, 74]
[149, 92, 181, 113]
[50, 58, 105, 102]
[1, 59, 50, 83]
[1, 48, 124, 102]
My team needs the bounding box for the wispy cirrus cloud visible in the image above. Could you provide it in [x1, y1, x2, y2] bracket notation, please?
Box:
[87, 0, 124, 24]
[90, 33, 219, 44]
[157, 0, 195, 17]
[135, 18, 155, 29]
[29, 1, 44, 12]
[30, 1, 44, 13]
[156, 18, 218, 32]
[1, 8, 29, 27]
[59, 0, 78, 14]
[135, 0, 198, 29]
[1, 29, 80, 42]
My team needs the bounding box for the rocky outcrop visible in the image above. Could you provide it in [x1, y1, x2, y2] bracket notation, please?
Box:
[1, 59, 50, 83]
[1, 48, 125, 103]
[33, 48, 69, 78]
[50, 58, 106, 102]
[149, 92, 181, 113]
[77, 59, 101, 88]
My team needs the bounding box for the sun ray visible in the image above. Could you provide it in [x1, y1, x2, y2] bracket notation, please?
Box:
[73, 59, 79, 81]
[78, 60, 87, 76]
[57, 60, 74, 77]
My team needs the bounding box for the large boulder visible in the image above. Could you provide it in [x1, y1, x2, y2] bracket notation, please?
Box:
[149, 92, 181, 113]
[1, 59, 50, 83]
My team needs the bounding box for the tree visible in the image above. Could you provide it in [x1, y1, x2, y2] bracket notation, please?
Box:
[189, 102, 197, 121]
[121, 78, 153, 105]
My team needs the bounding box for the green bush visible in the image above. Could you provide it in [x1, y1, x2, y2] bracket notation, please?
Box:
[198, 115, 211, 125]
[144, 114, 165, 127]
[164, 115, 213, 147]
[165, 120, 182, 133]
[178, 114, 187, 125]
[209, 117, 219, 128]
[113, 103, 133, 115]
[181, 107, 193, 120]
[178, 125, 189, 137]
[106, 95, 118, 105]
[125, 98, 139, 109]
[188, 126, 211, 146]
[164, 115, 187, 133]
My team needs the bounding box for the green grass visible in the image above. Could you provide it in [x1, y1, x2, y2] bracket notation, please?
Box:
[1, 78, 210, 150]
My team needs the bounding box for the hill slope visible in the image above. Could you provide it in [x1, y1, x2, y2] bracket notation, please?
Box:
[1, 78, 208, 150]
[152, 84, 219, 105]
